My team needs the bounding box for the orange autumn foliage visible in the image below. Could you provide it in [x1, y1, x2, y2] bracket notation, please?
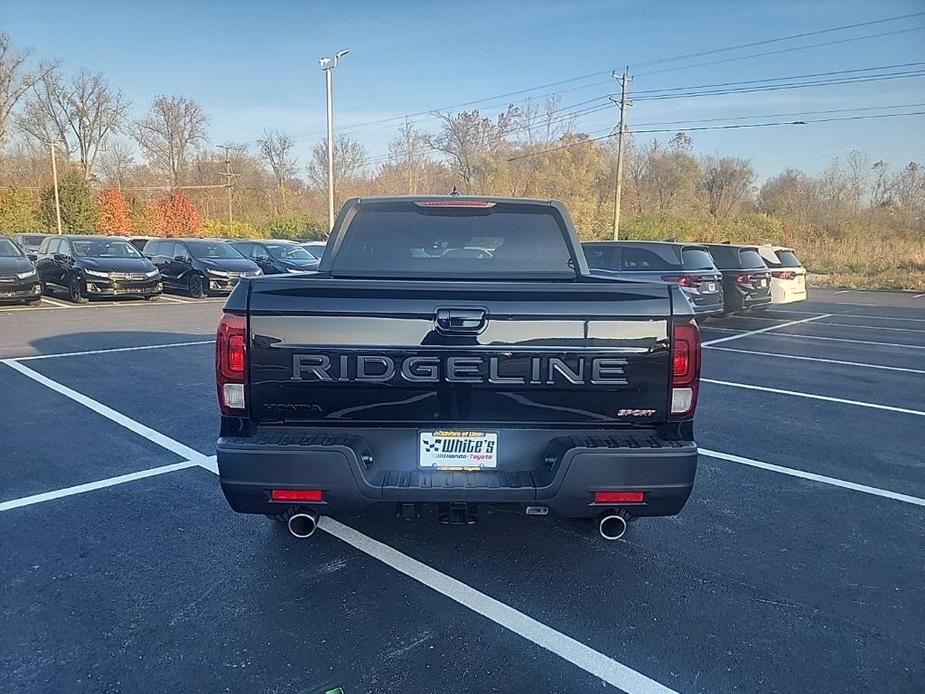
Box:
[142, 189, 203, 237]
[96, 188, 133, 234]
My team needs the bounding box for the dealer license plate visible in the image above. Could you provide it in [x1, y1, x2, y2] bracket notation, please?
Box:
[706, 282, 716, 292]
[419, 430, 498, 470]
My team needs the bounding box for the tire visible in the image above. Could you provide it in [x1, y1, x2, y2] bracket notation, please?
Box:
[145, 293, 161, 302]
[26, 297, 42, 306]
[68, 276, 88, 304]
[187, 273, 206, 299]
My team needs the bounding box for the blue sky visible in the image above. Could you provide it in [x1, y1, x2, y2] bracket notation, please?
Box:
[3, 0, 924, 179]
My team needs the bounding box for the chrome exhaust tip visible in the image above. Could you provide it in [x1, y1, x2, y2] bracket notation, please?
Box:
[287, 512, 318, 539]
[599, 512, 629, 541]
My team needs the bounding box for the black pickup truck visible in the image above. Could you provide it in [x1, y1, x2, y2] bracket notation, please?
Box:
[216, 196, 700, 540]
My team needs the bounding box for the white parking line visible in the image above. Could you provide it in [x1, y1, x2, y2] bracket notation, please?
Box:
[702, 378, 925, 416]
[158, 295, 189, 304]
[769, 308, 925, 322]
[1, 359, 215, 468]
[319, 516, 677, 694]
[914, 293, 925, 299]
[754, 332, 925, 350]
[13, 340, 214, 362]
[729, 315, 925, 333]
[815, 322, 925, 333]
[705, 346, 925, 374]
[0, 458, 211, 512]
[700, 449, 925, 508]
[833, 290, 853, 294]
[41, 296, 72, 308]
[701, 313, 831, 346]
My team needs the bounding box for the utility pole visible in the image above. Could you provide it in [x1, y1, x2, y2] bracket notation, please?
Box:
[609, 66, 632, 240]
[319, 49, 350, 231]
[47, 142, 63, 234]
[217, 143, 243, 224]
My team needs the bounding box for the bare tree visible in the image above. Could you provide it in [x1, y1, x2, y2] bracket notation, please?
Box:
[387, 119, 429, 193]
[0, 34, 56, 144]
[98, 138, 135, 188]
[257, 128, 297, 199]
[306, 134, 367, 189]
[133, 95, 208, 186]
[700, 156, 755, 219]
[18, 69, 128, 179]
[427, 106, 520, 190]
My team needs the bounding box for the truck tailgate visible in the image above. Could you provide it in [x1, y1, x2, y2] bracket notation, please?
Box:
[245, 278, 672, 426]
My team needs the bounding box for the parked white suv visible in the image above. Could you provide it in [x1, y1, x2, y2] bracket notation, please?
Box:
[758, 246, 807, 305]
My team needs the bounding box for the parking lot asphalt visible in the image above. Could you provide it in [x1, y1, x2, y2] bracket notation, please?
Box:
[1, 287, 923, 693]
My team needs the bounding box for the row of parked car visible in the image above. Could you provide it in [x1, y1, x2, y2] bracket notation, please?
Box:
[0, 232, 328, 304]
[583, 241, 807, 316]
[2, 232, 806, 314]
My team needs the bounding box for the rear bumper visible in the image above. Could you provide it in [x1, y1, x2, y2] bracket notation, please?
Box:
[217, 428, 697, 519]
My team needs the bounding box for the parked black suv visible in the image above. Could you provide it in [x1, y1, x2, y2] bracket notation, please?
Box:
[229, 239, 319, 274]
[583, 241, 724, 316]
[703, 243, 772, 313]
[12, 232, 51, 257]
[35, 235, 162, 303]
[0, 237, 42, 304]
[143, 238, 261, 297]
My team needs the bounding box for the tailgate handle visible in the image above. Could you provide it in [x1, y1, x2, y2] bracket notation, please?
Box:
[435, 308, 488, 334]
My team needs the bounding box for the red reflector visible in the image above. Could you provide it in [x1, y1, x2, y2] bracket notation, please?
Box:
[228, 334, 245, 373]
[594, 491, 645, 503]
[673, 340, 690, 378]
[414, 200, 496, 208]
[271, 489, 323, 502]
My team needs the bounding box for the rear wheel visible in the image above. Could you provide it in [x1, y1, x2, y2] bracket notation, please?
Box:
[26, 297, 42, 306]
[68, 276, 88, 304]
[187, 273, 206, 298]
[145, 293, 161, 302]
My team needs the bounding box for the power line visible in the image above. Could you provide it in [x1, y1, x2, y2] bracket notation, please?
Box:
[634, 25, 925, 76]
[632, 10, 925, 68]
[631, 61, 925, 95]
[506, 110, 925, 162]
[630, 102, 925, 128]
[632, 69, 925, 102]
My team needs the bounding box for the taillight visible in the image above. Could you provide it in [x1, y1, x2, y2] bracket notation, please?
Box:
[735, 273, 755, 284]
[216, 312, 246, 414]
[661, 275, 696, 287]
[670, 320, 700, 419]
[771, 271, 796, 280]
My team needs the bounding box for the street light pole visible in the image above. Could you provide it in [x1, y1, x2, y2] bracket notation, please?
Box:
[319, 49, 349, 231]
[48, 142, 63, 234]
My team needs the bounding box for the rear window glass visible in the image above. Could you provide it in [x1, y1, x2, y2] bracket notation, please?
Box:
[738, 249, 766, 268]
[619, 247, 678, 271]
[776, 250, 801, 267]
[681, 248, 715, 270]
[583, 245, 620, 271]
[332, 202, 575, 278]
[20, 235, 46, 245]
